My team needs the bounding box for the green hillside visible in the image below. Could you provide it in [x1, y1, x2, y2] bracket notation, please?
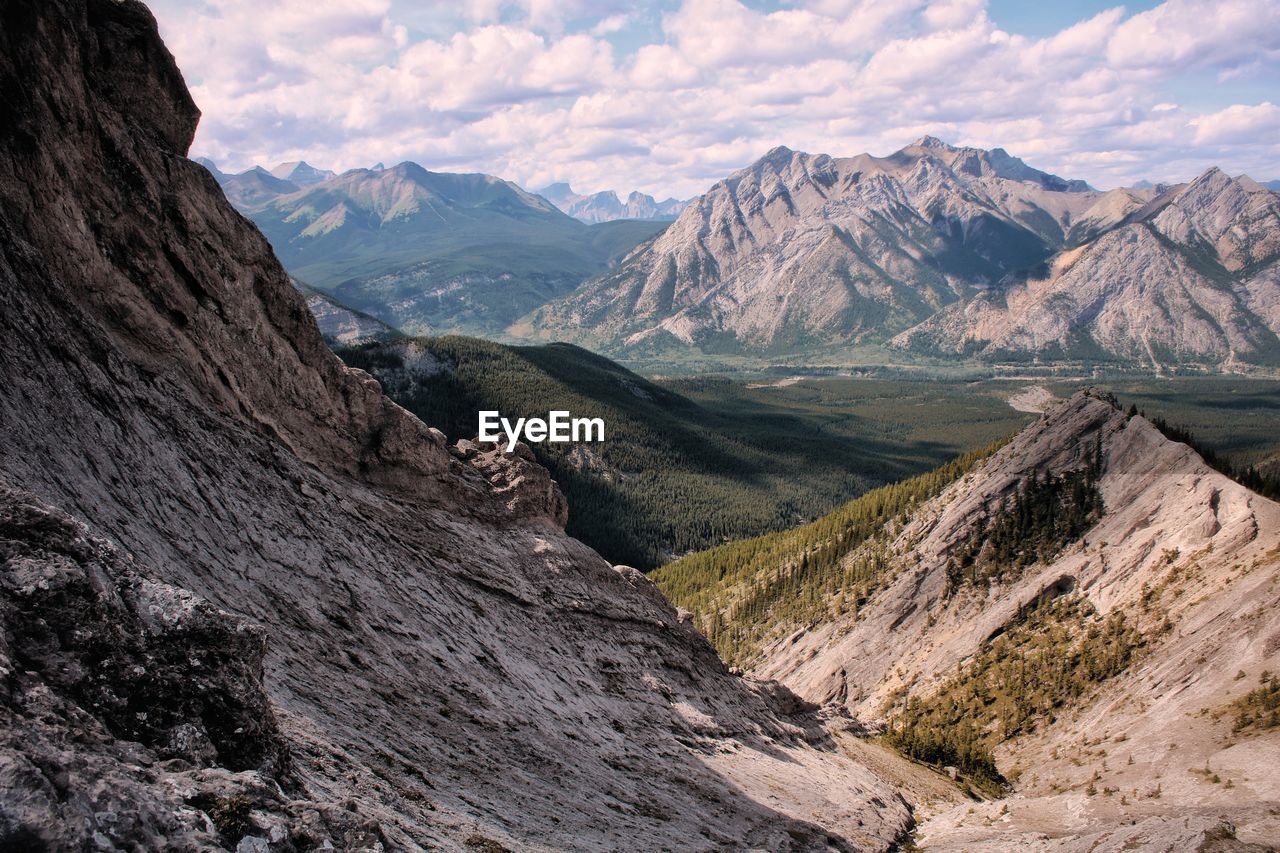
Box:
[652, 444, 998, 664]
[336, 338, 1030, 569]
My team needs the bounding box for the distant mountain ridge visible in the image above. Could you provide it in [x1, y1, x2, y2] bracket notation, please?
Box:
[537, 181, 689, 223]
[195, 158, 669, 337]
[529, 138, 1280, 371]
[269, 160, 334, 185]
[196, 146, 1280, 373]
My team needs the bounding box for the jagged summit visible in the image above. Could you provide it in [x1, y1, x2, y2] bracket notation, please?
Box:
[536, 180, 688, 222]
[759, 143, 798, 161]
[897, 137, 1093, 190]
[531, 135, 1279, 367]
[913, 134, 953, 149]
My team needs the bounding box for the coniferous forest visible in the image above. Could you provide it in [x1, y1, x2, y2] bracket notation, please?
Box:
[654, 443, 1001, 665]
[337, 338, 1028, 568]
[884, 597, 1147, 794]
[947, 439, 1104, 592]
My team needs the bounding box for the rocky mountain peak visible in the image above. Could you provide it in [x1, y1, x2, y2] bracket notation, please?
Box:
[897, 137, 1092, 191]
[1173, 165, 1235, 205]
[734, 145, 808, 182]
[913, 134, 955, 149]
[534, 134, 1118, 352]
[1148, 165, 1280, 272]
[269, 160, 334, 186]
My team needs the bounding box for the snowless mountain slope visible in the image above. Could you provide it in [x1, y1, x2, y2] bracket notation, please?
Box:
[532, 140, 1280, 370]
[747, 392, 1280, 848]
[895, 169, 1280, 368]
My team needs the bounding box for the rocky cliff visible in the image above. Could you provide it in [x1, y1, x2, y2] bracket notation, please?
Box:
[0, 1, 912, 849]
[530, 139, 1280, 369]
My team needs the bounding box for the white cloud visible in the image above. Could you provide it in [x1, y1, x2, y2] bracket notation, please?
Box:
[591, 13, 632, 36]
[1106, 0, 1280, 71]
[1192, 102, 1280, 145]
[147, 0, 1280, 198]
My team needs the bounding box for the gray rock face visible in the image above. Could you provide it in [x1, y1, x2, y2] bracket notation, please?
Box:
[0, 486, 374, 850]
[896, 169, 1280, 368]
[532, 140, 1280, 368]
[0, 1, 911, 849]
[0, 486, 285, 778]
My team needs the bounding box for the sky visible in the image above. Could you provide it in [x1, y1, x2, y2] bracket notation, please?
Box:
[148, 0, 1280, 199]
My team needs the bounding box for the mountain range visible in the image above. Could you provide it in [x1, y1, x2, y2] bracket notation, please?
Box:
[196, 158, 669, 336]
[536, 181, 690, 223]
[200, 143, 1280, 374]
[529, 138, 1280, 371]
[3, 3, 1279, 849]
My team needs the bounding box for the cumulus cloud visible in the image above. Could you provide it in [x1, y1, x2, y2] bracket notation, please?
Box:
[148, 0, 1280, 198]
[1192, 102, 1280, 145]
[1106, 0, 1280, 71]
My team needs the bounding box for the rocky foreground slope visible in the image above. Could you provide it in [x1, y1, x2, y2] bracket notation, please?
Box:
[531, 139, 1280, 369]
[745, 392, 1280, 848]
[0, 1, 913, 849]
